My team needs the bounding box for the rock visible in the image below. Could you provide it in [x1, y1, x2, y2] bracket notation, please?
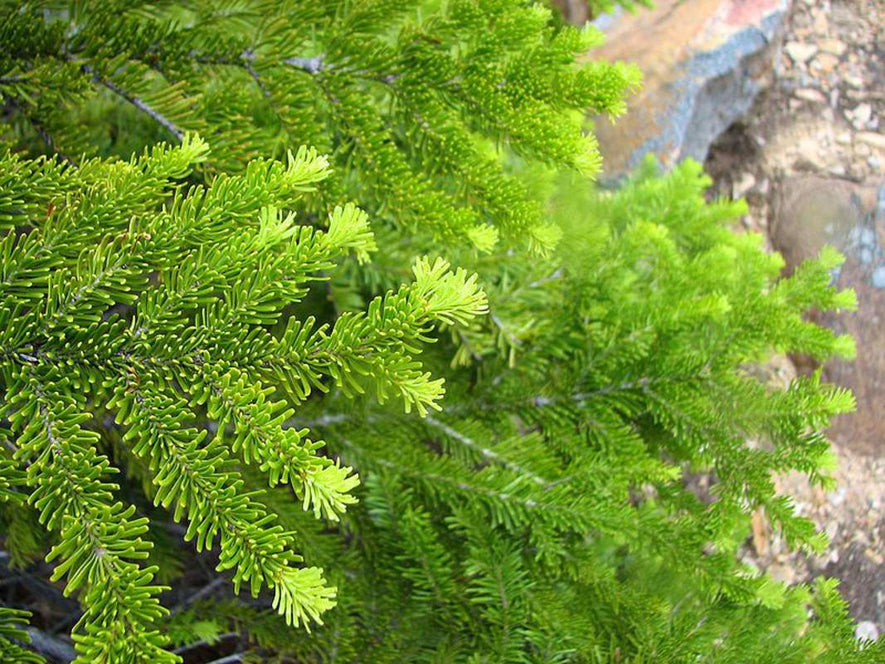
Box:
[855, 620, 879, 642]
[818, 38, 848, 56]
[811, 52, 840, 74]
[794, 136, 827, 170]
[812, 10, 829, 35]
[768, 561, 796, 585]
[795, 87, 828, 104]
[785, 41, 819, 64]
[771, 177, 885, 456]
[845, 73, 865, 89]
[733, 172, 757, 198]
[856, 132, 885, 151]
[590, 0, 791, 180]
[850, 103, 874, 129]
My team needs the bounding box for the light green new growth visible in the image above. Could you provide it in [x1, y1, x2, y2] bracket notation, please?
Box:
[0, 1, 881, 663]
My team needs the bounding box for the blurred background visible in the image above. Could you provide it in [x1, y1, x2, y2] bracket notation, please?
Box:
[558, 0, 884, 641]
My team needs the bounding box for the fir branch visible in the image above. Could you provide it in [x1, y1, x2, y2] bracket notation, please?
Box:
[24, 628, 77, 663]
[424, 415, 550, 487]
[239, 50, 270, 99]
[30, 120, 75, 166]
[82, 65, 184, 141]
[283, 56, 326, 74]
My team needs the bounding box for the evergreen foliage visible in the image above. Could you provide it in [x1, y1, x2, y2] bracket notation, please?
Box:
[0, 136, 485, 661]
[0, 0, 640, 255]
[0, 1, 881, 662]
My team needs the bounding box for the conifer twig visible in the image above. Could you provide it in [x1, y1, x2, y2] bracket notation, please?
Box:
[31, 121, 75, 166]
[425, 415, 550, 486]
[24, 628, 77, 663]
[99, 77, 184, 140]
[82, 65, 184, 141]
[283, 56, 325, 74]
[170, 577, 227, 615]
[239, 50, 271, 98]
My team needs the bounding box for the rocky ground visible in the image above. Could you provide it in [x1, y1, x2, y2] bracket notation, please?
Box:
[704, 0, 884, 638]
[589, 0, 885, 639]
[705, 0, 884, 228]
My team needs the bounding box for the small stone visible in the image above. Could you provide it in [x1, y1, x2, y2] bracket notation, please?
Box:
[829, 164, 847, 176]
[768, 562, 795, 585]
[830, 487, 847, 506]
[784, 41, 818, 64]
[845, 74, 864, 88]
[855, 621, 879, 642]
[795, 88, 827, 104]
[865, 548, 885, 565]
[869, 156, 881, 172]
[794, 138, 826, 169]
[869, 266, 885, 288]
[850, 103, 873, 129]
[818, 38, 847, 56]
[733, 172, 757, 199]
[830, 88, 840, 107]
[835, 132, 851, 145]
[842, 88, 867, 103]
[812, 53, 840, 74]
[856, 132, 885, 150]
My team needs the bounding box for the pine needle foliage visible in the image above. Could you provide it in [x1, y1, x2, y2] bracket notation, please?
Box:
[0, 1, 881, 663]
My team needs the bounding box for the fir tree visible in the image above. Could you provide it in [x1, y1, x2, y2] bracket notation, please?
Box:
[0, 1, 881, 662]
